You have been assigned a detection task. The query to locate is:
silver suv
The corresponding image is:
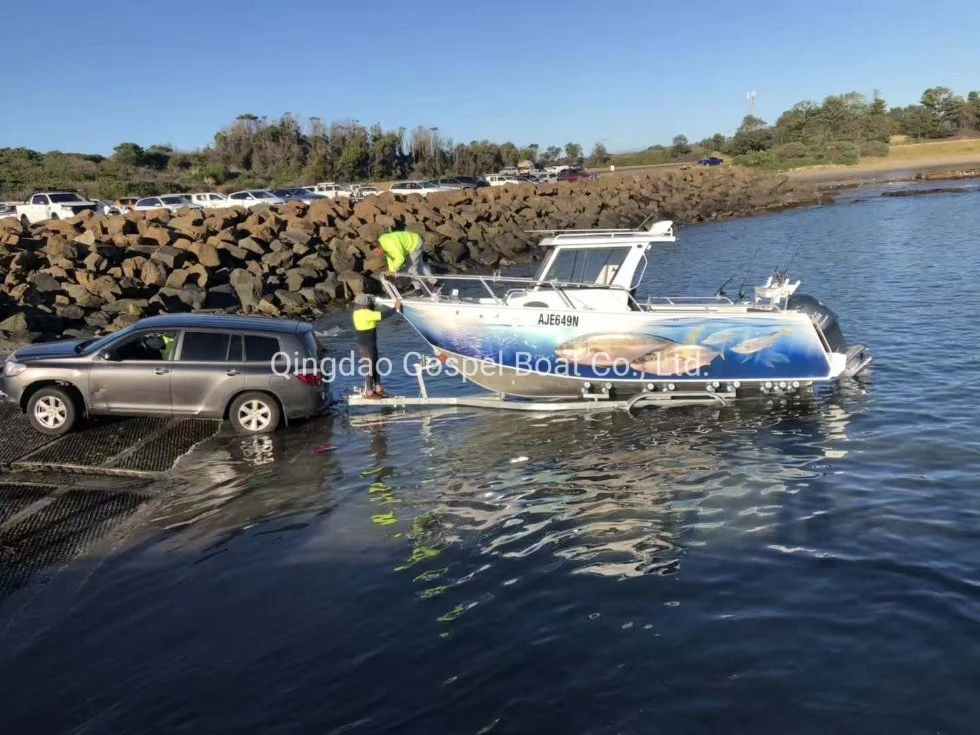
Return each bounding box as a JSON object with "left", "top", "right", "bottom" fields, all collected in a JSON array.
[{"left": 0, "top": 314, "right": 328, "bottom": 437}]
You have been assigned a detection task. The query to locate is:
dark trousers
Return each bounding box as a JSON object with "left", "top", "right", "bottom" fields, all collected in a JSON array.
[{"left": 357, "top": 339, "right": 380, "bottom": 391}]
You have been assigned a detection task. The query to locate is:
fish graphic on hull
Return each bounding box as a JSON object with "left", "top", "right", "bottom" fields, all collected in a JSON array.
[
  {"left": 730, "top": 328, "right": 793, "bottom": 356},
  {"left": 555, "top": 333, "right": 677, "bottom": 366},
  {"left": 631, "top": 344, "right": 722, "bottom": 376},
  {"left": 700, "top": 328, "right": 743, "bottom": 348},
  {"left": 400, "top": 304, "right": 834, "bottom": 382}
]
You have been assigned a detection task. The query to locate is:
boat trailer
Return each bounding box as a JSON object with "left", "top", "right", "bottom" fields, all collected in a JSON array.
[{"left": 346, "top": 358, "right": 734, "bottom": 414}]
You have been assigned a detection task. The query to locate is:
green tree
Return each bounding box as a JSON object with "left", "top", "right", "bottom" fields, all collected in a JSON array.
[
  {"left": 112, "top": 142, "right": 146, "bottom": 167},
  {"left": 968, "top": 92, "right": 980, "bottom": 131},
  {"left": 499, "top": 142, "right": 519, "bottom": 168},
  {"left": 902, "top": 105, "right": 940, "bottom": 140},
  {"left": 540, "top": 146, "right": 562, "bottom": 166},
  {"left": 920, "top": 86, "right": 961, "bottom": 135},
  {"left": 588, "top": 142, "right": 610, "bottom": 166},
  {"left": 563, "top": 143, "right": 583, "bottom": 164},
  {"left": 671, "top": 134, "right": 691, "bottom": 155},
  {"left": 738, "top": 115, "right": 767, "bottom": 133}
]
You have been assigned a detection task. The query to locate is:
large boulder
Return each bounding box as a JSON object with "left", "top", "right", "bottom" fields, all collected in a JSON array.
[
  {"left": 102, "top": 298, "right": 149, "bottom": 316},
  {"left": 261, "top": 249, "right": 294, "bottom": 270},
  {"left": 141, "top": 226, "right": 172, "bottom": 248},
  {"left": 150, "top": 246, "right": 186, "bottom": 269},
  {"left": 229, "top": 268, "right": 263, "bottom": 312},
  {"left": 189, "top": 241, "right": 221, "bottom": 268},
  {"left": 284, "top": 267, "right": 318, "bottom": 292},
  {"left": 73, "top": 229, "right": 97, "bottom": 246},
  {"left": 337, "top": 269, "right": 366, "bottom": 296},
  {"left": 64, "top": 283, "right": 105, "bottom": 309},
  {"left": 28, "top": 272, "right": 62, "bottom": 293},
  {"left": 83, "top": 252, "right": 108, "bottom": 272},
  {"left": 139, "top": 259, "right": 168, "bottom": 287}
]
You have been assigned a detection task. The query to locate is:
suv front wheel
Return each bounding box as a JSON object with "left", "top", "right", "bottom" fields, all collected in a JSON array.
[
  {"left": 229, "top": 392, "right": 281, "bottom": 435},
  {"left": 27, "top": 386, "right": 79, "bottom": 437}
]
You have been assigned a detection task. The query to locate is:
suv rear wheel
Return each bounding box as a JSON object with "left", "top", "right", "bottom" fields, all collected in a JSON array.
[
  {"left": 229, "top": 392, "right": 280, "bottom": 435},
  {"left": 27, "top": 386, "right": 79, "bottom": 437}
]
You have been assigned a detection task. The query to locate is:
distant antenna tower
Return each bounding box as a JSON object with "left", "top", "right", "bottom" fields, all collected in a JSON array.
[{"left": 747, "top": 90, "right": 757, "bottom": 116}]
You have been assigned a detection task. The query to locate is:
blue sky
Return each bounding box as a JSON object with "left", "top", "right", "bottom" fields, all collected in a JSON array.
[{"left": 3, "top": 0, "right": 979, "bottom": 155}]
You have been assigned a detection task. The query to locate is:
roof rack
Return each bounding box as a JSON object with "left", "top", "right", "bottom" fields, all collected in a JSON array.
[{"left": 527, "top": 217, "right": 675, "bottom": 247}]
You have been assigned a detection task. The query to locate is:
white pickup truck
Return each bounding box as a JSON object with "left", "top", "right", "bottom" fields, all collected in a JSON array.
[{"left": 16, "top": 191, "right": 100, "bottom": 225}]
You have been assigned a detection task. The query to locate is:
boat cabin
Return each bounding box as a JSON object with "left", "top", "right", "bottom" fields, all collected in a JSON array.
[{"left": 504, "top": 219, "right": 675, "bottom": 310}]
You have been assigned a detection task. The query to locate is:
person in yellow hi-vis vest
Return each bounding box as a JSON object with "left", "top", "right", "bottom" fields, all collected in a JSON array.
[
  {"left": 373, "top": 221, "right": 436, "bottom": 292},
  {"left": 352, "top": 293, "right": 401, "bottom": 398}
]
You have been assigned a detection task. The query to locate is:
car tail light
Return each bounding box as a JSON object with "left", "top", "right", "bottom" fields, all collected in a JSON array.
[{"left": 295, "top": 372, "right": 323, "bottom": 387}]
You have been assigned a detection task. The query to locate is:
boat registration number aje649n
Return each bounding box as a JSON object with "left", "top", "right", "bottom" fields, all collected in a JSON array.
[{"left": 537, "top": 313, "right": 580, "bottom": 327}]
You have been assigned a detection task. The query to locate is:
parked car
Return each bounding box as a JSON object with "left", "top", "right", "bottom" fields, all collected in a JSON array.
[
  {"left": 486, "top": 174, "right": 522, "bottom": 187},
  {"left": 351, "top": 184, "right": 381, "bottom": 198},
  {"left": 188, "top": 192, "right": 231, "bottom": 208},
  {"left": 0, "top": 202, "right": 18, "bottom": 220},
  {"left": 113, "top": 197, "right": 140, "bottom": 213},
  {"left": 92, "top": 199, "right": 121, "bottom": 216},
  {"left": 133, "top": 195, "right": 202, "bottom": 213},
  {"left": 557, "top": 168, "right": 594, "bottom": 182},
  {"left": 226, "top": 189, "right": 286, "bottom": 208},
  {"left": 0, "top": 314, "right": 328, "bottom": 437},
  {"left": 16, "top": 191, "right": 100, "bottom": 225},
  {"left": 272, "top": 188, "right": 324, "bottom": 204},
  {"left": 388, "top": 181, "right": 447, "bottom": 196},
  {"left": 305, "top": 182, "right": 353, "bottom": 199},
  {"left": 435, "top": 176, "right": 488, "bottom": 189},
  {"left": 698, "top": 157, "right": 724, "bottom": 166}
]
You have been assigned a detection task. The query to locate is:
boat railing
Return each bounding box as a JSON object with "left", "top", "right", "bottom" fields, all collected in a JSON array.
[
  {"left": 643, "top": 295, "right": 736, "bottom": 306},
  {"left": 526, "top": 213, "right": 671, "bottom": 237},
  {"left": 380, "top": 272, "right": 644, "bottom": 310},
  {"left": 380, "top": 273, "right": 736, "bottom": 311}
]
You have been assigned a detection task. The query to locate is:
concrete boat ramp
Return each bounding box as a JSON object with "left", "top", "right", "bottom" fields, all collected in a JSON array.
[{"left": 0, "top": 404, "right": 221, "bottom": 601}]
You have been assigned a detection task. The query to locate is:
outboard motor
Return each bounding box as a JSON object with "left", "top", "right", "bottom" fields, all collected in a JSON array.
[{"left": 787, "top": 293, "right": 847, "bottom": 352}]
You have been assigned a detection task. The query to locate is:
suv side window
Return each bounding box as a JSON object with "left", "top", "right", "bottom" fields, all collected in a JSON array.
[
  {"left": 228, "top": 334, "right": 244, "bottom": 361},
  {"left": 31, "top": 194, "right": 47, "bottom": 205},
  {"left": 110, "top": 331, "right": 178, "bottom": 361},
  {"left": 179, "top": 331, "right": 232, "bottom": 361},
  {"left": 245, "top": 334, "right": 281, "bottom": 362}
]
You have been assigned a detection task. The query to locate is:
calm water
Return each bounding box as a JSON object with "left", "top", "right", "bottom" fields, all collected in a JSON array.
[{"left": 3, "top": 185, "right": 980, "bottom": 734}]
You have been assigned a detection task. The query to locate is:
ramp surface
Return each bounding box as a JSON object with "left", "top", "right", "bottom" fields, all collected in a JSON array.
[
  {"left": 0, "top": 484, "right": 149, "bottom": 600},
  {"left": 10, "top": 418, "right": 221, "bottom": 477}
]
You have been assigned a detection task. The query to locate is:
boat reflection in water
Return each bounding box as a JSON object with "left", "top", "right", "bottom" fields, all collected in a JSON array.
[
  {"left": 145, "top": 374, "right": 867, "bottom": 595},
  {"left": 348, "top": 382, "right": 869, "bottom": 589}
]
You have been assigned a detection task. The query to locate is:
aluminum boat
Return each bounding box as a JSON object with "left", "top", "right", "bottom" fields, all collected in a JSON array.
[{"left": 376, "top": 217, "right": 871, "bottom": 402}]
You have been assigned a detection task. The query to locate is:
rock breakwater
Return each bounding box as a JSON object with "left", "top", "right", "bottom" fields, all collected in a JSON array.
[{"left": 0, "top": 168, "right": 825, "bottom": 342}]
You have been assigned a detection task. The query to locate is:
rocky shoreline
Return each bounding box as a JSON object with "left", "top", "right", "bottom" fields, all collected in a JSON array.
[{"left": 0, "top": 168, "right": 827, "bottom": 344}]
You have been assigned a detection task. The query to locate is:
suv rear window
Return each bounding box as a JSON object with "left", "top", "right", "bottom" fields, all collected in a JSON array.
[
  {"left": 245, "top": 335, "right": 281, "bottom": 362},
  {"left": 180, "top": 331, "right": 232, "bottom": 361}
]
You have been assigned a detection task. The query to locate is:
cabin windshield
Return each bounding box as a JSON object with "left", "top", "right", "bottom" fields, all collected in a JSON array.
[{"left": 536, "top": 246, "right": 632, "bottom": 285}]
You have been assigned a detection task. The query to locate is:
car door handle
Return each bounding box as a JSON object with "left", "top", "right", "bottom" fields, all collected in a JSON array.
[
  {"left": 226, "top": 369, "right": 241, "bottom": 376},
  {"left": 154, "top": 367, "right": 170, "bottom": 375}
]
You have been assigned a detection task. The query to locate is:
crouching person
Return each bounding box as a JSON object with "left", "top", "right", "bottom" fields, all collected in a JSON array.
[{"left": 352, "top": 293, "right": 401, "bottom": 398}]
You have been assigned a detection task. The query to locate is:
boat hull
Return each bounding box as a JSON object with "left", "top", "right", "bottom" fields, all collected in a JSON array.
[{"left": 396, "top": 300, "right": 838, "bottom": 398}]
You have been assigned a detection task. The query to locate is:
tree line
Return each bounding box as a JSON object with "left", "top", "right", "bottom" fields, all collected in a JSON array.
[
  {"left": 2, "top": 85, "right": 979, "bottom": 199},
  {"left": 653, "top": 86, "right": 980, "bottom": 171},
  {"left": 0, "top": 114, "right": 600, "bottom": 201}
]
